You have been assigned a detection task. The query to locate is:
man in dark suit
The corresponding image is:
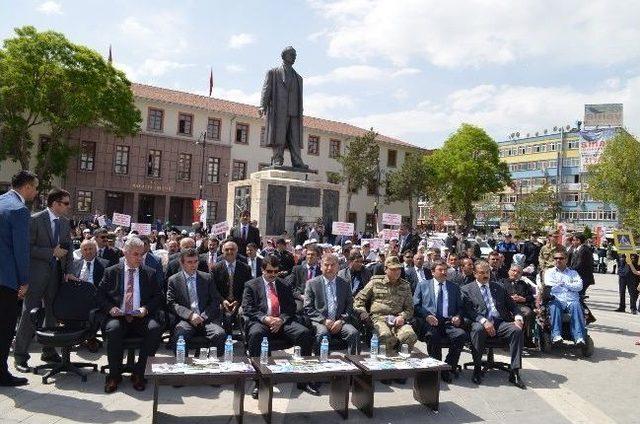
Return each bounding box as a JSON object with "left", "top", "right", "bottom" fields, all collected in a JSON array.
[
  {"left": 167, "top": 248, "right": 225, "bottom": 355},
  {"left": 304, "top": 253, "right": 359, "bottom": 354},
  {"left": 213, "top": 241, "right": 252, "bottom": 332},
  {"left": 287, "top": 246, "right": 322, "bottom": 312},
  {"left": 97, "top": 237, "right": 164, "bottom": 393},
  {"left": 338, "top": 251, "right": 372, "bottom": 296},
  {"left": 413, "top": 260, "right": 468, "bottom": 383},
  {"left": 399, "top": 224, "right": 420, "bottom": 255},
  {"left": 569, "top": 233, "right": 595, "bottom": 295},
  {"left": 500, "top": 264, "right": 535, "bottom": 345},
  {"left": 166, "top": 237, "right": 196, "bottom": 280},
  {"left": 14, "top": 188, "right": 72, "bottom": 372},
  {"left": 198, "top": 236, "right": 221, "bottom": 273},
  {"left": 461, "top": 260, "right": 525, "bottom": 389},
  {"left": 94, "top": 228, "right": 121, "bottom": 267},
  {"left": 401, "top": 250, "right": 419, "bottom": 293},
  {"left": 230, "top": 210, "right": 261, "bottom": 255},
  {"left": 245, "top": 242, "right": 263, "bottom": 279},
  {"left": 66, "top": 239, "right": 108, "bottom": 285},
  {"left": 242, "top": 254, "right": 314, "bottom": 398},
  {"left": 0, "top": 171, "right": 38, "bottom": 386},
  {"left": 459, "top": 258, "right": 476, "bottom": 285},
  {"left": 273, "top": 238, "right": 295, "bottom": 276}
]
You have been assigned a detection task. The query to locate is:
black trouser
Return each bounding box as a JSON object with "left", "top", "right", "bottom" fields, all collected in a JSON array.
[
  {"left": 618, "top": 276, "right": 639, "bottom": 311},
  {"left": 104, "top": 316, "right": 163, "bottom": 376},
  {"left": 470, "top": 319, "right": 523, "bottom": 370},
  {"left": 246, "top": 321, "right": 312, "bottom": 357},
  {"left": 422, "top": 320, "right": 467, "bottom": 368},
  {"left": 171, "top": 320, "right": 226, "bottom": 356},
  {"left": 0, "top": 286, "right": 18, "bottom": 376}
]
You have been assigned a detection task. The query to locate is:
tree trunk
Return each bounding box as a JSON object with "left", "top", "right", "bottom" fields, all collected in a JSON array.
[
  {"left": 345, "top": 192, "right": 352, "bottom": 222},
  {"left": 463, "top": 203, "right": 475, "bottom": 234}
]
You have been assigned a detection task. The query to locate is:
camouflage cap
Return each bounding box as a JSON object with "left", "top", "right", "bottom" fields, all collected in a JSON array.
[{"left": 384, "top": 256, "right": 402, "bottom": 269}]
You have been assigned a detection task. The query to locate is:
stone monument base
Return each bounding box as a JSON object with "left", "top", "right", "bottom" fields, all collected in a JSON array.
[{"left": 227, "top": 169, "right": 343, "bottom": 238}]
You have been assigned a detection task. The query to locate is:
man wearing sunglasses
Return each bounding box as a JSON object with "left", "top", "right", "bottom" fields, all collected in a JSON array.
[{"left": 14, "top": 188, "right": 72, "bottom": 373}]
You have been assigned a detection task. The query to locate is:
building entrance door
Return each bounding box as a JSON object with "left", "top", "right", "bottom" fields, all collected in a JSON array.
[
  {"left": 105, "top": 192, "right": 124, "bottom": 219},
  {"left": 138, "top": 195, "right": 155, "bottom": 223}
]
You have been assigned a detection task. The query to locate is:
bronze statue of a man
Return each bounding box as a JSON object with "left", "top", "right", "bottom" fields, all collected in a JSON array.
[{"left": 258, "top": 46, "right": 308, "bottom": 170}]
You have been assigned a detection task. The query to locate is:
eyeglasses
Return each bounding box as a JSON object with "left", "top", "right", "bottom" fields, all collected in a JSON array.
[
  {"left": 263, "top": 269, "right": 279, "bottom": 274},
  {"left": 58, "top": 201, "right": 70, "bottom": 205},
  {"left": 553, "top": 257, "right": 566, "bottom": 260}
]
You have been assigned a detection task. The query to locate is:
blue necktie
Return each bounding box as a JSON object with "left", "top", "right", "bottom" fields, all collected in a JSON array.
[
  {"left": 53, "top": 218, "right": 60, "bottom": 246},
  {"left": 481, "top": 285, "right": 496, "bottom": 320},
  {"left": 436, "top": 282, "right": 444, "bottom": 319},
  {"left": 327, "top": 281, "right": 337, "bottom": 320}
]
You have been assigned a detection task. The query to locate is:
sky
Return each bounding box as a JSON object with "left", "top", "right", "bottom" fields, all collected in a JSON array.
[{"left": 2, "top": 0, "right": 640, "bottom": 148}]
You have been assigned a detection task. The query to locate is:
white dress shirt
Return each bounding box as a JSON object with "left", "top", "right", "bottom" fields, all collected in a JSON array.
[
  {"left": 183, "top": 271, "right": 200, "bottom": 313},
  {"left": 79, "top": 258, "right": 95, "bottom": 284},
  {"left": 46, "top": 208, "right": 59, "bottom": 242},
  {"left": 476, "top": 281, "right": 522, "bottom": 324},
  {"left": 432, "top": 278, "right": 449, "bottom": 318},
  {"left": 121, "top": 265, "right": 141, "bottom": 311},
  {"left": 247, "top": 256, "right": 257, "bottom": 278}
]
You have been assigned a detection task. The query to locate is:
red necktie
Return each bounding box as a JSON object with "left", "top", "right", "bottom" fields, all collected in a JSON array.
[
  {"left": 267, "top": 282, "right": 280, "bottom": 317},
  {"left": 125, "top": 269, "right": 135, "bottom": 321}
]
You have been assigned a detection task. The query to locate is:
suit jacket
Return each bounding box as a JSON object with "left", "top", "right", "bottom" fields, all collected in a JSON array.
[
  {"left": 287, "top": 263, "right": 321, "bottom": 298},
  {"left": 399, "top": 233, "right": 421, "bottom": 255},
  {"left": 97, "top": 263, "right": 163, "bottom": 317},
  {"left": 413, "top": 279, "right": 463, "bottom": 319},
  {"left": 230, "top": 225, "right": 261, "bottom": 254},
  {"left": 368, "top": 262, "right": 385, "bottom": 276},
  {"left": 145, "top": 253, "right": 165, "bottom": 287},
  {"left": 570, "top": 244, "right": 595, "bottom": 287},
  {"left": 274, "top": 249, "right": 295, "bottom": 274},
  {"left": 212, "top": 260, "right": 252, "bottom": 302},
  {"left": 98, "top": 246, "right": 121, "bottom": 267},
  {"left": 68, "top": 257, "right": 108, "bottom": 285},
  {"left": 246, "top": 256, "right": 263, "bottom": 278},
  {"left": 500, "top": 277, "right": 535, "bottom": 307},
  {"left": 242, "top": 276, "right": 296, "bottom": 327},
  {"left": 461, "top": 281, "right": 520, "bottom": 324},
  {"left": 30, "top": 209, "right": 71, "bottom": 287},
  {"left": 0, "top": 191, "right": 30, "bottom": 289},
  {"left": 304, "top": 275, "right": 353, "bottom": 324},
  {"left": 166, "top": 270, "right": 221, "bottom": 324},
  {"left": 338, "top": 266, "right": 371, "bottom": 295},
  {"left": 402, "top": 266, "right": 419, "bottom": 293}
]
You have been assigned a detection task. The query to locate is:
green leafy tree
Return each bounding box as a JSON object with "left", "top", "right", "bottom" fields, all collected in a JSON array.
[
  {"left": 385, "top": 152, "right": 433, "bottom": 223},
  {"left": 0, "top": 26, "right": 141, "bottom": 192},
  {"left": 427, "top": 123, "right": 511, "bottom": 231},
  {"left": 512, "top": 183, "right": 560, "bottom": 235},
  {"left": 337, "top": 129, "right": 380, "bottom": 221},
  {"left": 587, "top": 130, "right": 640, "bottom": 234}
]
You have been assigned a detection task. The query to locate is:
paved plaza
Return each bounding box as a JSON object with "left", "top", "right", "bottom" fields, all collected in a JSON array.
[{"left": 0, "top": 272, "right": 637, "bottom": 424}]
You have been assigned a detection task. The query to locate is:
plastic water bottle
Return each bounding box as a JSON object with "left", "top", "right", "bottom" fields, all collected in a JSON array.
[
  {"left": 320, "top": 336, "right": 329, "bottom": 362},
  {"left": 176, "top": 335, "right": 186, "bottom": 365},
  {"left": 370, "top": 333, "right": 379, "bottom": 359},
  {"left": 260, "top": 337, "right": 269, "bottom": 364},
  {"left": 224, "top": 335, "right": 234, "bottom": 363}
]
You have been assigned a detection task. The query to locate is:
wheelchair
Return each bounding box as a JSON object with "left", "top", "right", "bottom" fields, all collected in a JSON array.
[{"left": 533, "top": 285, "right": 595, "bottom": 358}]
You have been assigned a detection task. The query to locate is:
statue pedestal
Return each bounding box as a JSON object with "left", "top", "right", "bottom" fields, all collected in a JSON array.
[{"left": 227, "top": 170, "right": 343, "bottom": 238}]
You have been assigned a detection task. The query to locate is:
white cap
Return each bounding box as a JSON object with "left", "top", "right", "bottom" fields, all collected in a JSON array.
[
  {"left": 295, "top": 245, "right": 303, "bottom": 250},
  {"left": 344, "top": 240, "right": 353, "bottom": 245}
]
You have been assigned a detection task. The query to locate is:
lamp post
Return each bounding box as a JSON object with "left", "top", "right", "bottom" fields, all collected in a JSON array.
[{"left": 195, "top": 130, "right": 207, "bottom": 200}]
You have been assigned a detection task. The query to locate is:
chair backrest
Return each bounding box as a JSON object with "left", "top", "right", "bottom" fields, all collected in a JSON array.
[{"left": 53, "top": 281, "right": 98, "bottom": 322}]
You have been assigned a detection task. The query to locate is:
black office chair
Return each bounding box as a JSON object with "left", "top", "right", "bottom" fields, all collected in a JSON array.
[{"left": 463, "top": 337, "right": 511, "bottom": 374}]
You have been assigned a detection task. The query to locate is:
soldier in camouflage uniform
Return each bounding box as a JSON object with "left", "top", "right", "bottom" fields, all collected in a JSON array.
[
  {"left": 354, "top": 256, "right": 417, "bottom": 353},
  {"left": 538, "top": 232, "right": 567, "bottom": 273}
]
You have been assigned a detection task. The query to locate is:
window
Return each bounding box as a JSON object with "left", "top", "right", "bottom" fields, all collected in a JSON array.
[
  {"left": 235, "top": 123, "right": 249, "bottom": 144},
  {"left": 365, "top": 213, "right": 377, "bottom": 233},
  {"left": 260, "top": 126, "right": 267, "bottom": 147},
  {"left": 147, "top": 149, "right": 162, "bottom": 177},
  {"left": 177, "top": 153, "right": 192, "bottom": 181},
  {"left": 308, "top": 135, "right": 320, "bottom": 155},
  {"left": 76, "top": 190, "right": 93, "bottom": 213},
  {"left": 114, "top": 145, "right": 129, "bottom": 175},
  {"left": 518, "top": 146, "right": 526, "bottom": 155},
  {"left": 206, "top": 118, "right": 221, "bottom": 140},
  {"left": 206, "top": 200, "right": 218, "bottom": 224},
  {"left": 526, "top": 146, "right": 532, "bottom": 154},
  {"left": 561, "top": 192, "right": 580, "bottom": 202},
  {"left": 147, "top": 108, "right": 164, "bottom": 131},
  {"left": 387, "top": 149, "right": 397, "bottom": 167},
  {"left": 206, "top": 157, "right": 220, "bottom": 183},
  {"left": 567, "top": 140, "right": 579, "bottom": 149},
  {"left": 79, "top": 141, "right": 96, "bottom": 171},
  {"left": 562, "top": 157, "right": 580, "bottom": 167},
  {"left": 178, "top": 113, "right": 193, "bottom": 135},
  {"left": 329, "top": 139, "right": 341, "bottom": 158},
  {"left": 367, "top": 179, "right": 379, "bottom": 196},
  {"left": 232, "top": 160, "right": 247, "bottom": 181},
  {"left": 347, "top": 212, "right": 357, "bottom": 227}
]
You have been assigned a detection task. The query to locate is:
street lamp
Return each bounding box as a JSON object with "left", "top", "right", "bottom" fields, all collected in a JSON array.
[{"left": 195, "top": 130, "right": 207, "bottom": 200}]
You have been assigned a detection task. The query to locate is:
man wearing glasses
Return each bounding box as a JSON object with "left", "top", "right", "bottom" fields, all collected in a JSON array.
[
  {"left": 94, "top": 228, "right": 121, "bottom": 267},
  {"left": 543, "top": 252, "right": 586, "bottom": 345},
  {"left": 14, "top": 188, "right": 72, "bottom": 373}
]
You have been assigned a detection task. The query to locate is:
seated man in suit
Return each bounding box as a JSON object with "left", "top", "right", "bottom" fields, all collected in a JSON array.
[
  {"left": 459, "top": 258, "right": 476, "bottom": 286},
  {"left": 274, "top": 238, "right": 296, "bottom": 276},
  {"left": 94, "top": 228, "right": 121, "bottom": 267},
  {"left": 338, "top": 251, "right": 371, "bottom": 296},
  {"left": 500, "top": 264, "right": 535, "bottom": 345},
  {"left": 245, "top": 242, "right": 263, "bottom": 279},
  {"left": 242, "top": 254, "right": 315, "bottom": 398},
  {"left": 287, "top": 245, "right": 322, "bottom": 312},
  {"left": 304, "top": 253, "right": 359, "bottom": 355},
  {"left": 66, "top": 239, "right": 109, "bottom": 286},
  {"left": 167, "top": 248, "right": 225, "bottom": 356},
  {"left": 413, "top": 260, "right": 468, "bottom": 383},
  {"left": 461, "top": 260, "right": 525, "bottom": 389},
  {"left": 97, "top": 237, "right": 164, "bottom": 393},
  {"left": 213, "top": 241, "right": 252, "bottom": 332},
  {"left": 401, "top": 250, "right": 419, "bottom": 293}
]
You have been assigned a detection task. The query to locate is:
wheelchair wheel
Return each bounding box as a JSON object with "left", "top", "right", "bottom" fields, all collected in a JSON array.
[
  {"left": 581, "top": 335, "right": 594, "bottom": 358},
  {"left": 538, "top": 331, "right": 551, "bottom": 353}
]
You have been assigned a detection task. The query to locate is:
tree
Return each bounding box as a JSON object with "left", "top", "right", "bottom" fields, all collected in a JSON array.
[
  {"left": 385, "top": 152, "right": 433, "bottom": 223},
  {"left": 512, "top": 183, "right": 560, "bottom": 235},
  {"left": 587, "top": 130, "right": 640, "bottom": 234},
  {"left": 427, "top": 123, "right": 511, "bottom": 231},
  {"left": 0, "top": 26, "right": 141, "bottom": 192},
  {"left": 337, "top": 129, "right": 380, "bottom": 221}
]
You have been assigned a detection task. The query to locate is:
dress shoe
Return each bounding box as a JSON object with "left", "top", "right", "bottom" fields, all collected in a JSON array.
[
  {"left": 297, "top": 382, "right": 320, "bottom": 396},
  {"left": 632, "top": 310, "right": 638, "bottom": 315},
  {"left": 509, "top": 370, "right": 526, "bottom": 389},
  {"left": 441, "top": 371, "right": 452, "bottom": 383},
  {"left": 104, "top": 375, "right": 122, "bottom": 394},
  {"left": 14, "top": 361, "right": 30, "bottom": 373},
  {"left": 472, "top": 367, "right": 482, "bottom": 385},
  {"left": 40, "top": 352, "right": 62, "bottom": 363},
  {"left": 0, "top": 373, "right": 28, "bottom": 387},
  {"left": 131, "top": 374, "right": 146, "bottom": 391},
  {"left": 84, "top": 337, "right": 101, "bottom": 353}
]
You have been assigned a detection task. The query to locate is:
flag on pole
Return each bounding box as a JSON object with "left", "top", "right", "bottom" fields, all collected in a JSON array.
[
  {"left": 108, "top": 44, "right": 112, "bottom": 64},
  {"left": 209, "top": 68, "right": 213, "bottom": 97}
]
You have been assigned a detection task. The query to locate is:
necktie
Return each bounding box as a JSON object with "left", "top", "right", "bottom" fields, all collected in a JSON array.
[
  {"left": 267, "top": 282, "right": 280, "bottom": 317},
  {"left": 436, "top": 282, "right": 444, "bottom": 319},
  {"left": 227, "top": 263, "right": 235, "bottom": 301},
  {"left": 80, "top": 261, "right": 91, "bottom": 281},
  {"left": 187, "top": 275, "right": 199, "bottom": 313},
  {"left": 99, "top": 248, "right": 104, "bottom": 258},
  {"left": 327, "top": 281, "right": 337, "bottom": 320},
  {"left": 481, "top": 285, "right": 497, "bottom": 320},
  {"left": 307, "top": 266, "right": 313, "bottom": 281},
  {"left": 124, "top": 269, "right": 135, "bottom": 314},
  {"left": 242, "top": 226, "right": 247, "bottom": 241},
  {"left": 53, "top": 218, "right": 60, "bottom": 246}
]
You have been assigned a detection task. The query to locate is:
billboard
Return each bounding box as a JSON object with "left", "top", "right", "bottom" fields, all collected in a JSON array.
[
  {"left": 579, "top": 128, "right": 616, "bottom": 172},
  {"left": 584, "top": 103, "right": 623, "bottom": 127}
]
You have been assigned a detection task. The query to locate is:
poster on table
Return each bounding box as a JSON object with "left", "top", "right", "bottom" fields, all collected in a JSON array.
[
  {"left": 112, "top": 212, "right": 131, "bottom": 227},
  {"left": 382, "top": 213, "right": 402, "bottom": 226},
  {"left": 210, "top": 221, "right": 230, "bottom": 236},
  {"left": 130, "top": 223, "right": 152, "bottom": 235},
  {"left": 332, "top": 221, "right": 354, "bottom": 236}
]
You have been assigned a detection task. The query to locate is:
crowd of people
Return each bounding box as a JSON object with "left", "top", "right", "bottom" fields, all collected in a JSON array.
[{"left": 0, "top": 169, "right": 617, "bottom": 398}]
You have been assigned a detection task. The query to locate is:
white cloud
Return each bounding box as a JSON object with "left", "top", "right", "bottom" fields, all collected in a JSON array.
[
  {"left": 306, "top": 65, "right": 420, "bottom": 86},
  {"left": 305, "top": 92, "right": 356, "bottom": 116},
  {"left": 119, "top": 13, "right": 188, "bottom": 56},
  {"left": 115, "top": 59, "right": 193, "bottom": 82},
  {"left": 348, "top": 77, "right": 640, "bottom": 147},
  {"left": 311, "top": 0, "right": 640, "bottom": 68},
  {"left": 228, "top": 33, "right": 255, "bottom": 49},
  {"left": 215, "top": 88, "right": 261, "bottom": 105},
  {"left": 36, "top": 1, "right": 62, "bottom": 14},
  {"left": 225, "top": 64, "right": 246, "bottom": 74},
  {"left": 392, "top": 88, "right": 409, "bottom": 101}
]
